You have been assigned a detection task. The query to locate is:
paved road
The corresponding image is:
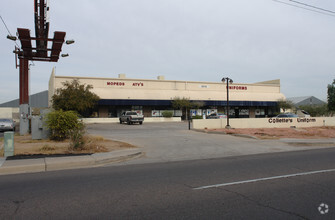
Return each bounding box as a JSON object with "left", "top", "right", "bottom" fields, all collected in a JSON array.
[
  {"left": 0, "top": 148, "right": 334, "bottom": 219},
  {"left": 87, "top": 122, "right": 333, "bottom": 164}
]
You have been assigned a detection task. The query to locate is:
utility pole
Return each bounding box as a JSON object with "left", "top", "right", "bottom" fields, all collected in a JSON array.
[{"left": 7, "top": 0, "right": 73, "bottom": 135}]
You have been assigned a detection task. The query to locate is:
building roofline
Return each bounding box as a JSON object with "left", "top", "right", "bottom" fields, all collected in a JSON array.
[{"left": 53, "top": 75, "right": 281, "bottom": 87}]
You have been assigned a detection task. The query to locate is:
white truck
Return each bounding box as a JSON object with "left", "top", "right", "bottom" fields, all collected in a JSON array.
[{"left": 119, "top": 111, "right": 144, "bottom": 125}]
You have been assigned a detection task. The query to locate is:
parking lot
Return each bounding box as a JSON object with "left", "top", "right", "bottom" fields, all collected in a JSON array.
[{"left": 86, "top": 122, "right": 319, "bottom": 164}]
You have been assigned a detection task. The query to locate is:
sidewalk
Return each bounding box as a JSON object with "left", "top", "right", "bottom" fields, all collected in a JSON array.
[{"left": 0, "top": 149, "right": 143, "bottom": 175}]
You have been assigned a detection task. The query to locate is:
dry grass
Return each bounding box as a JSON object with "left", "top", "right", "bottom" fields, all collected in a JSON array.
[
  {"left": 210, "top": 126, "right": 335, "bottom": 139},
  {"left": 0, "top": 134, "right": 136, "bottom": 156}
]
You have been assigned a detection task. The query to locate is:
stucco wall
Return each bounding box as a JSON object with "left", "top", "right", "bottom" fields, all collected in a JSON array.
[
  {"left": 0, "top": 108, "right": 19, "bottom": 119},
  {"left": 192, "top": 117, "right": 335, "bottom": 129},
  {"left": 49, "top": 74, "right": 285, "bottom": 103}
]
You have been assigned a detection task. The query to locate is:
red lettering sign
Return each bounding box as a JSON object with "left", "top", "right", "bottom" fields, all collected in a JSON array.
[
  {"left": 106, "top": 82, "right": 125, "bottom": 86},
  {"left": 132, "top": 82, "right": 144, "bottom": 87},
  {"left": 227, "top": 86, "right": 248, "bottom": 90}
]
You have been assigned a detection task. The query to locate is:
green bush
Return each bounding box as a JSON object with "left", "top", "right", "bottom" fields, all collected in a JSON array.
[
  {"left": 162, "top": 111, "right": 173, "bottom": 118},
  {"left": 192, "top": 115, "right": 203, "bottom": 119},
  {"left": 45, "top": 110, "right": 84, "bottom": 142}
]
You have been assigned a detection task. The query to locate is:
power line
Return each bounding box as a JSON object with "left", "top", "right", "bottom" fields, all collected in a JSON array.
[
  {"left": 0, "top": 15, "right": 14, "bottom": 36},
  {"left": 0, "top": 14, "right": 35, "bottom": 66},
  {"left": 289, "top": 0, "right": 335, "bottom": 14},
  {"left": 273, "top": 0, "right": 335, "bottom": 17},
  {"left": 0, "top": 14, "right": 20, "bottom": 47}
]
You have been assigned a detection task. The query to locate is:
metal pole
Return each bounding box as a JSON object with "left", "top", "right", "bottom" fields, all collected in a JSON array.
[
  {"left": 19, "top": 58, "right": 30, "bottom": 135},
  {"left": 226, "top": 79, "right": 230, "bottom": 128},
  {"left": 222, "top": 77, "right": 232, "bottom": 129}
]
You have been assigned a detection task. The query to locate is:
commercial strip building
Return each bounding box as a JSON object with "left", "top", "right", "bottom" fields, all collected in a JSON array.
[{"left": 49, "top": 69, "right": 285, "bottom": 119}]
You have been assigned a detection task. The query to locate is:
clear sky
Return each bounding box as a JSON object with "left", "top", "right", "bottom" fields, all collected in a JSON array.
[{"left": 1, "top": 0, "right": 334, "bottom": 104}]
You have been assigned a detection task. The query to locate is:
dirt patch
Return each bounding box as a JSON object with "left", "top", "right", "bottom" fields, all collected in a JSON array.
[
  {"left": 0, "top": 134, "right": 136, "bottom": 156},
  {"left": 208, "top": 126, "right": 335, "bottom": 139}
]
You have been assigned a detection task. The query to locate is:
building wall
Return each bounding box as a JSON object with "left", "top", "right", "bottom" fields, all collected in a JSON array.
[
  {"left": 48, "top": 73, "right": 285, "bottom": 118},
  {"left": 48, "top": 67, "right": 56, "bottom": 107},
  {"left": 50, "top": 74, "right": 285, "bottom": 103},
  {"left": 0, "top": 91, "right": 48, "bottom": 108},
  {"left": 193, "top": 117, "right": 335, "bottom": 129},
  {"left": 0, "top": 108, "right": 19, "bottom": 120}
]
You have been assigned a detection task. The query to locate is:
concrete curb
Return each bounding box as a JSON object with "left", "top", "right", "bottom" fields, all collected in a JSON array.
[
  {"left": 280, "top": 139, "right": 335, "bottom": 147},
  {"left": 0, "top": 149, "right": 143, "bottom": 175},
  {"left": 191, "top": 129, "right": 258, "bottom": 139}
]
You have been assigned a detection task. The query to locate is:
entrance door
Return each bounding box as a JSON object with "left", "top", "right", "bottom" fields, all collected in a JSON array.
[{"left": 234, "top": 108, "right": 239, "bottom": 118}]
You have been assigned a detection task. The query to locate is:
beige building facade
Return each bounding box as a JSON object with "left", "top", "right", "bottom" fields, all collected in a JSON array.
[{"left": 49, "top": 69, "right": 285, "bottom": 118}]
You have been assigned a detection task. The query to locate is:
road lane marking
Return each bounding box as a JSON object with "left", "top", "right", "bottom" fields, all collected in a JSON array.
[{"left": 193, "top": 168, "right": 335, "bottom": 190}]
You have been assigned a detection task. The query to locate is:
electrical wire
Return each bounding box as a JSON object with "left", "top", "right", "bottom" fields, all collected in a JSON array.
[
  {"left": 0, "top": 14, "right": 35, "bottom": 66},
  {"left": 273, "top": 0, "right": 335, "bottom": 17},
  {"left": 289, "top": 0, "right": 335, "bottom": 14},
  {"left": 0, "top": 14, "right": 20, "bottom": 47}
]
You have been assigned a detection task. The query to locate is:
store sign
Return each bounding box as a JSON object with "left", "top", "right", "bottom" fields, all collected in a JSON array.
[
  {"left": 227, "top": 86, "right": 247, "bottom": 90},
  {"left": 106, "top": 82, "right": 144, "bottom": 86},
  {"left": 268, "top": 118, "right": 317, "bottom": 124},
  {"left": 107, "top": 82, "right": 125, "bottom": 86},
  {"left": 133, "top": 82, "right": 144, "bottom": 86}
]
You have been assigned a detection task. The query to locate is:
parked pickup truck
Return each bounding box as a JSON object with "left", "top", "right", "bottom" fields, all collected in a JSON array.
[{"left": 119, "top": 111, "right": 144, "bottom": 125}]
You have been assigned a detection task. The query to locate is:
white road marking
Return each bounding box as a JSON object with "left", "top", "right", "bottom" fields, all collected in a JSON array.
[{"left": 194, "top": 168, "right": 335, "bottom": 190}]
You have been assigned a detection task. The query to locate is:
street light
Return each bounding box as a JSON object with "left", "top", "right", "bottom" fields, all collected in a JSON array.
[
  {"left": 65, "top": 39, "right": 75, "bottom": 45},
  {"left": 7, "top": 35, "right": 17, "bottom": 41},
  {"left": 221, "top": 77, "right": 233, "bottom": 129}
]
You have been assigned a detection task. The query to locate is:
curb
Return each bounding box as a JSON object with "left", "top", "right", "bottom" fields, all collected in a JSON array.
[
  {"left": 282, "top": 141, "right": 335, "bottom": 147},
  {"left": 0, "top": 149, "right": 143, "bottom": 175},
  {"left": 191, "top": 129, "right": 258, "bottom": 139}
]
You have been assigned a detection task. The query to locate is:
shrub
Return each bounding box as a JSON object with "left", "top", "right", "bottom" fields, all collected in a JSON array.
[
  {"left": 162, "top": 111, "right": 173, "bottom": 118},
  {"left": 192, "top": 115, "right": 203, "bottom": 119},
  {"left": 45, "top": 110, "right": 83, "bottom": 141},
  {"left": 69, "top": 122, "right": 86, "bottom": 150}
]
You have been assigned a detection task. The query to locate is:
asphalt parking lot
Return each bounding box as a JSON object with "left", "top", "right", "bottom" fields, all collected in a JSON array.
[{"left": 86, "top": 122, "right": 326, "bottom": 164}]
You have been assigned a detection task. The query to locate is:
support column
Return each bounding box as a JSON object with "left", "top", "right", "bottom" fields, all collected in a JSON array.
[{"left": 19, "top": 58, "right": 30, "bottom": 135}]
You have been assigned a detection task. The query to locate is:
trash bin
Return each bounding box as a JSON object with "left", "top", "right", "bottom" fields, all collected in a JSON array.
[{"left": 4, "top": 131, "right": 14, "bottom": 157}]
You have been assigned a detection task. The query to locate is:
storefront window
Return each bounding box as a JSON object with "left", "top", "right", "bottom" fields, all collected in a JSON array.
[{"left": 151, "top": 109, "right": 182, "bottom": 117}]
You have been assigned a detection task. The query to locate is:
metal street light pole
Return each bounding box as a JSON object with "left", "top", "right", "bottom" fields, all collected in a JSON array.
[{"left": 221, "top": 77, "right": 233, "bottom": 129}]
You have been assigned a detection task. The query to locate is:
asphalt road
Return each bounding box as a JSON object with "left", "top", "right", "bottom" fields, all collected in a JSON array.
[{"left": 0, "top": 148, "right": 334, "bottom": 219}]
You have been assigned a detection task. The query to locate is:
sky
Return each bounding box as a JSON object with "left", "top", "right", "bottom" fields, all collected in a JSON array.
[{"left": 1, "top": 0, "right": 335, "bottom": 104}]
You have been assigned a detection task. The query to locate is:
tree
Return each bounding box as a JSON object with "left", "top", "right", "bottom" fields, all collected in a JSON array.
[
  {"left": 171, "top": 97, "right": 193, "bottom": 120},
  {"left": 277, "top": 98, "right": 294, "bottom": 112},
  {"left": 327, "top": 79, "right": 335, "bottom": 112},
  {"left": 298, "top": 104, "right": 328, "bottom": 117},
  {"left": 51, "top": 80, "right": 100, "bottom": 117}
]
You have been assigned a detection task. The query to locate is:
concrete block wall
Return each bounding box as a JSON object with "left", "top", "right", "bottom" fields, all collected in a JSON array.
[
  {"left": 192, "top": 117, "right": 335, "bottom": 129},
  {"left": 0, "top": 108, "right": 19, "bottom": 120}
]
